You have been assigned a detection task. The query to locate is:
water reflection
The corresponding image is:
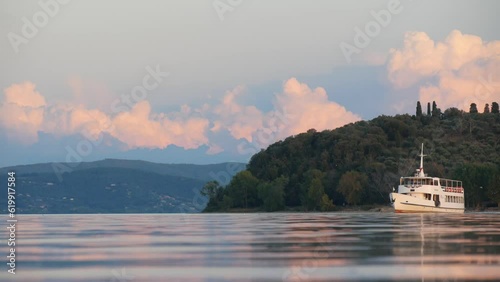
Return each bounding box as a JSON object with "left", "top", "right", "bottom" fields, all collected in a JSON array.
[{"left": 0, "top": 213, "right": 499, "bottom": 281}]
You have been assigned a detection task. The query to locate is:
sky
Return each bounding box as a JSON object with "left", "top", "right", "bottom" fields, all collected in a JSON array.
[{"left": 0, "top": 0, "right": 499, "bottom": 167}]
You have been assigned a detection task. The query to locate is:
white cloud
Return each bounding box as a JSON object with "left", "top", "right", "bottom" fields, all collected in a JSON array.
[
  {"left": 210, "top": 78, "right": 361, "bottom": 148},
  {"left": 0, "top": 78, "right": 360, "bottom": 154},
  {"left": 0, "top": 82, "right": 46, "bottom": 144},
  {"left": 387, "top": 30, "right": 500, "bottom": 110},
  {"left": 0, "top": 82, "right": 210, "bottom": 150},
  {"left": 211, "top": 86, "right": 264, "bottom": 142}
]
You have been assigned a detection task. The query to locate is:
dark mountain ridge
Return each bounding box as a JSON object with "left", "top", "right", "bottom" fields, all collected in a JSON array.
[{"left": 1, "top": 160, "right": 245, "bottom": 213}]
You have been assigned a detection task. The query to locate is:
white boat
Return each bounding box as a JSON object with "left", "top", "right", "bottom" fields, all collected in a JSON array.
[{"left": 389, "top": 143, "right": 465, "bottom": 213}]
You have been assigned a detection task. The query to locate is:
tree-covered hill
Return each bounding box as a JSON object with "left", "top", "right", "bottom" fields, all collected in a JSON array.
[
  {"left": 1, "top": 159, "right": 245, "bottom": 184},
  {"left": 203, "top": 104, "right": 500, "bottom": 212},
  {"left": 0, "top": 160, "right": 245, "bottom": 213}
]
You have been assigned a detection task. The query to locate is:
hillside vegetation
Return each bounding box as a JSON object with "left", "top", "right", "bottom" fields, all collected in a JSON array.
[
  {"left": 203, "top": 103, "right": 500, "bottom": 212},
  {"left": 0, "top": 160, "right": 245, "bottom": 213}
]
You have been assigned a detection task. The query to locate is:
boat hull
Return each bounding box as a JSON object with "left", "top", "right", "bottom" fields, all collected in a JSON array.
[{"left": 389, "top": 193, "right": 464, "bottom": 213}]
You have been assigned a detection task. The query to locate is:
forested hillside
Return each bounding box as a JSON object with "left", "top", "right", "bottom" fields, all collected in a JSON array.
[
  {"left": 0, "top": 160, "right": 245, "bottom": 213},
  {"left": 203, "top": 103, "right": 500, "bottom": 212}
]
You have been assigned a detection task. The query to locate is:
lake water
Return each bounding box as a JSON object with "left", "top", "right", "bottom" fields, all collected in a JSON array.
[{"left": 1, "top": 212, "right": 500, "bottom": 281}]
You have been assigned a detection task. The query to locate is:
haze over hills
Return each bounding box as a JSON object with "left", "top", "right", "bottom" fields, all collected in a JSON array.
[{"left": 0, "top": 160, "right": 245, "bottom": 214}]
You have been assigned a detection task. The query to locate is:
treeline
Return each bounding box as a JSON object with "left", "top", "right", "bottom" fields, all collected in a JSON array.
[
  {"left": 416, "top": 101, "right": 499, "bottom": 117},
  {"left": 4, "top": 167, "right": 208, "bottom": 214},
  {"left": 202, "top": 102, "right": 500, "bottom": 212}
]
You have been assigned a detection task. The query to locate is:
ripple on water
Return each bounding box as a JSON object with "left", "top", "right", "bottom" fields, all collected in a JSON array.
[{"left": 1, "top": 212, "right": 499, "bottom": 281}]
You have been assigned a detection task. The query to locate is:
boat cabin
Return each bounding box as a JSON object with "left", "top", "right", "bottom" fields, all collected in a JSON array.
[{"left": 400, "top": 177, "right": 463, "bottom": 191}]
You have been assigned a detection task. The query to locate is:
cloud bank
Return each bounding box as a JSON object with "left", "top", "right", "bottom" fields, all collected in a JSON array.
[
  {"left": 0, "top": 78, "right": 359, "bottom": 153},
  {"left": 207, "top": 78, "right": 361, "bottom": 149},
  {"left": 387, "top": 30, "right": 500, "bottom": 110}
]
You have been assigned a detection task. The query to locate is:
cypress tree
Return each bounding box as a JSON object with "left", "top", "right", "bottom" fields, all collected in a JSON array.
[
  {"left": 416, "top": 101, "right": 423, "bottom": 117},
  {"left": 492, "top": 102, "right": 499, "bottom": 114},
  {"left": 484, "top": 103, "right": 490, "bottom": 113},
  {"left": 432, "top": 101, "right": 440, "bottom": 116},
  {"left": 470, "top": 103, "right": 478, "bottom": 114}
]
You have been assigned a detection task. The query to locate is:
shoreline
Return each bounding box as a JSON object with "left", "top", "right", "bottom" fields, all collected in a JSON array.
[{"left": 205, "top": 205, "right": 500, "bottom": 213}]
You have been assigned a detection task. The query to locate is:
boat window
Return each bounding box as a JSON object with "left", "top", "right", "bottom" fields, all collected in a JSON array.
[{"left": 434, "top": 180, "right": 439, "bottom": 186}]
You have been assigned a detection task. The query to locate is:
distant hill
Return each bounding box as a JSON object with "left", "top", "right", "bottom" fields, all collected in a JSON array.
[
  {"left": 0, "top": 160, "right": 246, "bottom": 214},
  {"left": 203, "top": 106, "right": 500, "bottom": 212}
]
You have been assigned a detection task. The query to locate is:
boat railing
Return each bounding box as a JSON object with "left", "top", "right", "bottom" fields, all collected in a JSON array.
[{"left": 442, "top": 187, "right": 464, "bottom": 194}]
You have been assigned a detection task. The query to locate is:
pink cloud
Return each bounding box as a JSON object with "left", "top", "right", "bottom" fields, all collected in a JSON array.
[
  {"left": 211, "top": 78, "right": 361, "bottom": 148},
  {"left": 211, "top": 86, "right": 264, "bottom": 142},
  {"left": 387, "top": 30, "right": 500, "bottom": 110},
  {"left": 1, "top": 78, "right": 360, "bottom": 153},
  {"left": 3, "top": 81, "right": 46, "bottom": 108},
  {"left": 273, "top": 78, "right": 361, "bottom": 138},
  {"left": 0, "top": 82, "right": 46, "bottom": 144},
  {"left": 108, "top": 101, "right": 210, "bottom": 149},
  {"left": 0, "top": 82, "right": 210, "bottom": 150}
]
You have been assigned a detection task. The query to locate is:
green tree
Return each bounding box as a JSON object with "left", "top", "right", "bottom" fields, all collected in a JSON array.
[
  {"left": 492, "top": 102, "right": 499, "bottom": 114},
  {"left": 470, "top": 103, "right": 478, "bottom": 114},
  {"left": 484, "top": 103, "right": 490, "bottom": 113},
  {"left": 201, "top": 181, "right": 225, "bottom": 212},
  {"left": 416, "top": 101, "right": 423, "bottom": 117},
  {"left": 427, "top": 102, "right": 431, "bottom": 116},
  {"left": 300, "top": 169, "right": 325, "bottom": 207},
  {"left": 444, "top": 107, "right": 462, "bottom": 118},
  {"left": 200, "top": 180, "right": 221, "bottom": 200},
  {"left": 227, "top": 171, "right": 261, "bottom": 208},
  {"left": 337, "top": 171, "right": 368, "bottom": 205},
  {"left": 258, "top": 176, "right": 287, "bottom": 211},
  {"left": 432, "top": 101, "right": 441, "bottom": 117},
  {"left": 306, "top": 177, "right": 325, "bottom": 211},
  {"left": 486, "top": 169, "right": 500, "bottom": 207},
  {"left": 221, "top": 195, "right": 233, "bottom": 211},
  {"left": 320, "top": 194, "right": 335, "bottom": 211},
  {"left": 454, "top": 163, "right": 496, "bottom": 208}
]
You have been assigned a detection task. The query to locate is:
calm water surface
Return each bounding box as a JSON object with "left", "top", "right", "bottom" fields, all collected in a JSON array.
[{"left": 1, "top": 212, "right": 500, "bottom": 281}]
